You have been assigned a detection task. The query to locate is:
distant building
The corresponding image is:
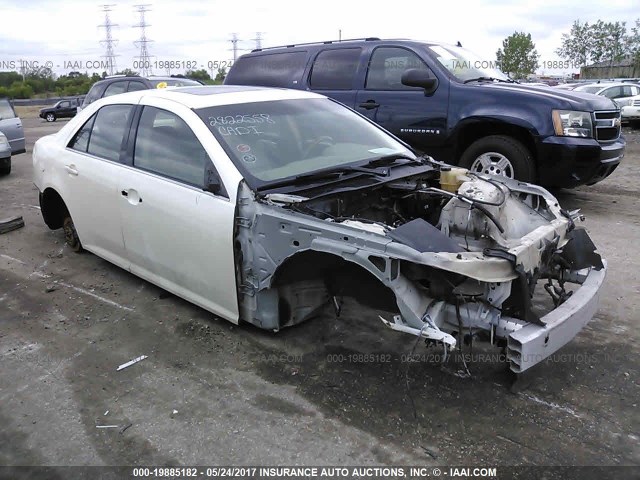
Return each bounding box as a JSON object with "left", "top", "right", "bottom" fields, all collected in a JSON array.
[{"left": 581, "top": 56, "right": 640, "bottom": 79}]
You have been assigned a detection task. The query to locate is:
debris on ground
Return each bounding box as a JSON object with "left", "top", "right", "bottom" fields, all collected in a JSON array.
[
  {"left": 96, "top": 425, "right": 119, "bottom": 429},
  {"left": 120, "top": 423, "right": 133, "bottom": 434},
  {"left": 0, "top": 216, "right": 25, "bottom": 234},
  {"left": 116, "top": 355, "right": 148, "bottom": 371}
]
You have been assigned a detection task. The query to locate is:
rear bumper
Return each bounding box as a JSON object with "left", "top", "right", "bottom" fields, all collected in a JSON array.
[
  {"left": 536, "top": 136, "right": 624, "bottom": 188},
  {"left": 507, "top": 260, "right": 607, "bottom": 373}
]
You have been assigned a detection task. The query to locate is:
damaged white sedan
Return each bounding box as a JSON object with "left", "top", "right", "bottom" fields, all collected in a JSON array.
[{"left": 33, "top": 86, "right": 606, "bottom": 375}]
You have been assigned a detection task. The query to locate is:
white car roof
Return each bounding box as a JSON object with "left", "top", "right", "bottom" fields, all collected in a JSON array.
[
  {"left": 576, "top": 82, "right": 633, "bottom": 91},
  {"left": 103, "top": 85, "right": 326, "bottom": 109}
]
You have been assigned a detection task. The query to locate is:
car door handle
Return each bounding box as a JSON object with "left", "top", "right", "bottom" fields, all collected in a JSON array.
[
  {"left": 64, "top": 164, "right": 78, "bottom": 176},
  {"left": 359, "top": 100, "right": 380, "bottom": 110},
  {"left": 122, "top": 189, "right": 143, "bottom": 204}
]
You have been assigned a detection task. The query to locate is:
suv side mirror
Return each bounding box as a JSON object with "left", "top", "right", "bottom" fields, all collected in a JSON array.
[
  {"left": 204, "top": 165, "right": 225, "bottom": 196},
  {"left": 401, "top": 69, "right": 438, "bottom": 95}
]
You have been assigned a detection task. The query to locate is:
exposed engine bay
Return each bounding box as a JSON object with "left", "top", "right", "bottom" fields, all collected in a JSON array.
[{"left": 234, "top": 164, "right": 606, "bottom": 374}]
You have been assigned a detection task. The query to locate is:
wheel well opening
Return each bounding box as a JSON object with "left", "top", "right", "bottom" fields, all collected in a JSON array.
[
  {"left": 269, "top": 250, "right": 399, "bottom": 328},
  {"left": 40, "top": 188, "right": 68, "bottom": 230},
  {"left": 455, "top": 122, "right": 535, "bottom": 161}
]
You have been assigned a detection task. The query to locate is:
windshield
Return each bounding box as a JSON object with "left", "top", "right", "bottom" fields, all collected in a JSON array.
[
  {"left": 150, "top": 78, "right": 202, "bottom": 87},
  {"left": 196, "top": 98, "right": 413, "bottom": 188},
  {"left": 575, "top": 85, "right": 604, "bottom": 94},
  {"left": 426, "top": 44, "right": 510, "bottom": 82}
]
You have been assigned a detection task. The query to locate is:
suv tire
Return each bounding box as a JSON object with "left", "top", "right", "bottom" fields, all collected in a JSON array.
[
  {"left": 45, "top": 113, "right": 56, "bottom": 122},
  {"left": 460, "top": 135, "right": 536, "bottom": 183}
]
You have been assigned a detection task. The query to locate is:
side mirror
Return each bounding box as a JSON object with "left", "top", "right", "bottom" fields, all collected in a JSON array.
[
  {"left": 204, "top": 166, "right": 224, "bottom": 196},
  {"left": 401, "top": 69, "right": 438, "bottom": 95}
]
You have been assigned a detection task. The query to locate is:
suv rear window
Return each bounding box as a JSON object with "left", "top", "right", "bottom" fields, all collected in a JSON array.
[
  {"left": 225, "top": 52, "right": 308, "bottom": 87},
  {"left": 309, "top": 48, "right": 361, "bottom": 90}
]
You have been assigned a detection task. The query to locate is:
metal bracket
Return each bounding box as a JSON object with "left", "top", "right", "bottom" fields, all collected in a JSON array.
[{"left": 379, "top": 314, "right": 457, "bottom": 349}]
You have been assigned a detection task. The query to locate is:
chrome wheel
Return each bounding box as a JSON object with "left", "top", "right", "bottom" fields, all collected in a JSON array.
[
  {"left": 46, "top": 113, "right": 56, "bottom": 122},
  {"left": 469, "top": 152, "right": 515, "bottom": 178}
]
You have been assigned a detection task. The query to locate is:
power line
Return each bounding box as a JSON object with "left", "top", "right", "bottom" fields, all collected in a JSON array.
[
  {"left": 99, "top": 4, "right": 119, "bottom": 75},
  {"left": 133, "top": 4, "right": 154, "bottom": 76},
  {"left": 229, "top": 33, "right": 240, "bottom": 61},
  {"left": 251, "top": 32, "right": 263, "bottom": 50}
]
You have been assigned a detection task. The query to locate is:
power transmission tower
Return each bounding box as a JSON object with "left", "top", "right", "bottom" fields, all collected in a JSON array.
[
  {"left": 99, "top": 4, "right": 119, "bottom": 75},
  {"left": 133, "top": 4, "right": 154, "bottom": 76},
  {"left": 251, "top": 32, "right": 263, "bottom": 50},
  {"left": 229, "top": 33, "right": 240, "bottom": 61}
]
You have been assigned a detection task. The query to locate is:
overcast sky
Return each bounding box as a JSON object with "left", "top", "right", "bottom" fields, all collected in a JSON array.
[{"left": 0, "top": 0, "right": 637, "bottom": 77}]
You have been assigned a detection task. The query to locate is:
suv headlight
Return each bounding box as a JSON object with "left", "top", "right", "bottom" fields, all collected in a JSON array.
[
  {"left": 0, "top": 133, "right": 9, "bottom": 148},
  {"left": 552, "top": 110, "right": 593, "bottom": 138}
]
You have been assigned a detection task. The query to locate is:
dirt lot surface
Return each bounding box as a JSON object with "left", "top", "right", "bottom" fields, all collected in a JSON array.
[{"left": 0, "top": 115, "right": 638, "bottom": 469}]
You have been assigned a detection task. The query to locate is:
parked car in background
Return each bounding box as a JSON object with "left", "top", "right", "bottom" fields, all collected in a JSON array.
[
  {"left": 225, "top": 38, "right": 624, "bottom": 188},
  {"left": 574, "top": 82, "right": 640, "bottom": 107},
  {"left": 0, "top": 97, "right": 26, "bottom": 155},
  {"left": 32, "top": 85, "right": 606, "bottom": 375},
  {"left": 621, "top": 95, "right": 640, "bottom": 128},
  {"left": 0, "top": 132, "right": 11, "bottom": 175},
  {"left": 39, "top": 99, "right": 78, "bottom": 122},
  {"left": 79, "top": 75, "right": 204, "bottom": 112}
]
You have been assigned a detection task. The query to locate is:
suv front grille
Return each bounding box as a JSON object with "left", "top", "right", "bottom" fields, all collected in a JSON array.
[{"left": 594, "top": 110, "right": 621, "bottom": 142}]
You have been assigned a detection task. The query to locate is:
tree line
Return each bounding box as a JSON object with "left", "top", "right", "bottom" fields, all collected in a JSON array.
[
  {"left": 496, "top": 18, "right": 639, "bottom": 80},
  {"left": 0, "top": 67, "right": 227, "bottom": 99}
]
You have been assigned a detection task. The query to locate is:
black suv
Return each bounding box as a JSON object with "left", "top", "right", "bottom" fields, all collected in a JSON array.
[
  {"left": 80, "top": 75, "right": 203, "bottom": 112},
  {"left": 39, "top": 98, "right": 81, "bottom": 122},
  {"left": 225, "top": 38, "right": 624, "bottom": 188}
]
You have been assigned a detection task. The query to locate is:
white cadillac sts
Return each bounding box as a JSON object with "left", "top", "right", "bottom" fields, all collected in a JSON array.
[{"left": 33, "top": 86, "right": 606, "bottom": 375}]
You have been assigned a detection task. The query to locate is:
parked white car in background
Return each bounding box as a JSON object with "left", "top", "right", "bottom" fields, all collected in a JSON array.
[
  {"left": 621, "top": 95, "right": 640, "bottom": 128},
  {"left": 32, "top": 86, "right": 606, "bottom": 375},
  {"left": 574, "top": 82, "right": 640, "bottom": 108},
  {"left": 0, "top": 131, "right": 11, "bottom": 175}
]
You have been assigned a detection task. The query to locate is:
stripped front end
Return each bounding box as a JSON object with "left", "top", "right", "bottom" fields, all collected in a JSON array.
[{"left": 234, "top": 166, "right": 605, "bottom": 374}]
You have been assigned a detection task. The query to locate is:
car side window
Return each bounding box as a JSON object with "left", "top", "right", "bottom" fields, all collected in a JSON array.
[
  {"left": 68, "top": 114, "right": 97, "bottom": 152},
  {"left": 133, "top": 106, "right": 210, "bottom": 188},
  {"left": 127, "top": 81, "right": 146, "bottom": 92},
  {"left": 60, "top": 101, "right": 70, "bottom": 108},
  {"left": 103, "top": 81, "right": 128, "bottom": 97},
  {"left": 86, "top": 105, "right": 134, "bottom": 162},
  {"left": 0, "top": 99, "right": 16, "bottom": 119},
  {"left": 602, "top": 87, "right": 621, "bottom": 99},
  {"left": 309, "top": 48, "right": 361, "bottom": 90},
  {"left": 225, "top": 52, "right": 308, "bottom": 87},
  {"left": 366, "top": 47, "right": 429, "bottom": 90}
]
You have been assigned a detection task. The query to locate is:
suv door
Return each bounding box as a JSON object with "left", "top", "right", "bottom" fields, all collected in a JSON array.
[
  {"left": 58, "top": 101, "right": 73, "bottom": 117},
  {"left": 63, "top": 104, "right": 135, "bottom": 267},
  {"left": 354, "top": 46, "right": 448, "bottom": 154},
  {"left": 307, "top": 48, "right": 362, "bottom": 107},
  {"left": 119, "top": 102, "right": 238, "bottom": 320},
  {"left": 0, "top": 98, "right": 26, "bottom": 154}
]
